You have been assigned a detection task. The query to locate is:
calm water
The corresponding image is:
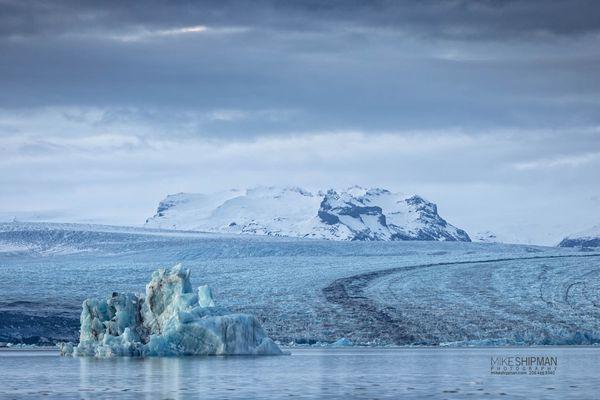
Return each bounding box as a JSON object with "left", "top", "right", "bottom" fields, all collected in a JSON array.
[{"left": 1, "top": 347, "right": 598, "bottom": 399}]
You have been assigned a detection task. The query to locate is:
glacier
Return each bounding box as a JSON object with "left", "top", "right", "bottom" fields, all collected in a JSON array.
[
  {"left": 145, "top": 186, "right": 471, "bottom": 242},
  {"left": 59, "top": 265, "right": 284, "bottom": 357},
  {"left": 2, "top": 222, "right": 600, "bottom": 348}
]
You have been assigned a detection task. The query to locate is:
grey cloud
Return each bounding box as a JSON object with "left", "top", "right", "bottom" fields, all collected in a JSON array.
[
  {"left": 1, "top": 27, "right": 599, "bottom": 135},
  {"left": 1, "top": 1, "right": 599, "bottom": 135},
  {"left": 1, "top": 1, "right": 600, "bottom": 40}
]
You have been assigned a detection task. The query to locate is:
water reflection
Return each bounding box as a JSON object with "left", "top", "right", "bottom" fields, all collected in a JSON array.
[{"left": 0, "top": 348, "right": 598, "bottom": 399}]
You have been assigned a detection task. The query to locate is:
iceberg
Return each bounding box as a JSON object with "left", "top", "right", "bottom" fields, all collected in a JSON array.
[
  {"left": 59, "top": 265, "right": 284, "bottom": 357},
  {"left": 331, "top": 337, "right": 353, "bottom": 347}
]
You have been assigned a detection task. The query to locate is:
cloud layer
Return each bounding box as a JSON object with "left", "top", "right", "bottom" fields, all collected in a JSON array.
[{"left": 0, "top": 1, "right": 599, "bottom": 244}]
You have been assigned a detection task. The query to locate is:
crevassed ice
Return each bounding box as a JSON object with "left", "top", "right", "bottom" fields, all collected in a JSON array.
[{"left": 59, "top": 264, "right": 284, "bottom": 357}]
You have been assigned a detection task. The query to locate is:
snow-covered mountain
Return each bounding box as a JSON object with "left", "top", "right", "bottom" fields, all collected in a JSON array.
[
  {"left": 558, "top": 224, "right": 600, "bottom": 247},
  {"left": 145, "top": 186, "right": 471, "bottom": 242}
]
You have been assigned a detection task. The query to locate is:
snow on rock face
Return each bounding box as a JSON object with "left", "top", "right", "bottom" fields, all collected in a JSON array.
[
  {"left": 145, "top": 186, "right": 470, "bottom": 242},
  {"left": 59, "top": 265, "right": 284, "bottom": 357},
  {"left": 317, "top": 190, "right": 389, "bottom": 240},
  {"left": 558, "top": 224, "right": 600, "bottom": 248}
]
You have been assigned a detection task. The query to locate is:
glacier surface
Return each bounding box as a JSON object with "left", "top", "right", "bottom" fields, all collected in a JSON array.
[
  {"left": 2, "top": 222, "right": 600, "bottom": 347},
  {"left": 60, "top": 265, "right": 283, "bottom": 357}
]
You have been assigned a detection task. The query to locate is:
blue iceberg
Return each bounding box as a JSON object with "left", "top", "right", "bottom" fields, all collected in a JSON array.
[{"left": 60, "top": 265, "right": 284, "bottom": 357}]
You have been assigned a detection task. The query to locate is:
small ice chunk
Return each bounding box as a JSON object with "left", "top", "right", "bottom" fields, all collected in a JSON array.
[{"left": 331, "top": 337, "right": 353, "bottom": 347}]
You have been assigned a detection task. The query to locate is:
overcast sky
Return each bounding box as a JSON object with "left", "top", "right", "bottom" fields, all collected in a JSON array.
[{"left": 1, "top": 0, "right": 599, "bottom": 244}]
